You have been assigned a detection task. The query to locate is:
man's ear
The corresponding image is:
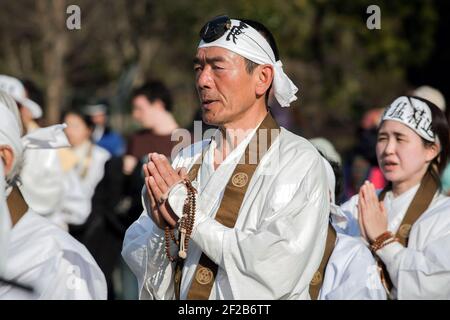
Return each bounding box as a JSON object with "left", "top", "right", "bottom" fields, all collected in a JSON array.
[
  {"left": 255, "top": 64, "right": 274, "bottom": 98},
  {"left": 0, "top": 145, "right": 15, "bottom": 176}
]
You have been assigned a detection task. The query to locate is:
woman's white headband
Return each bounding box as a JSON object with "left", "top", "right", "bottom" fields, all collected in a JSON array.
[{"left": 382, "top": 96, "right": 435, "bottom": 142}]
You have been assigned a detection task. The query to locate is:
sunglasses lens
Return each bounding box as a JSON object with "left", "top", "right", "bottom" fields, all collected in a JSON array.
[{"left": 200, "top": 15, "right": 231, "bottom": 43}]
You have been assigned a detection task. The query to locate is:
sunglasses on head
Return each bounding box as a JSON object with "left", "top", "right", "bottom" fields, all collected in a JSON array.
[{"left": 199, "top": 15, "right": 232, "bottom": 43}]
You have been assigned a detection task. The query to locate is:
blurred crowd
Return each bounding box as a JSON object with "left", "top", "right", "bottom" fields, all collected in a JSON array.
[{"left": 1, "top": 72, "right": 449, "bottom": 299}]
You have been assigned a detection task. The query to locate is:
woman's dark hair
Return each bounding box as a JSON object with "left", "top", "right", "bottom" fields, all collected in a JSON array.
[
  {"left": 410, "top": 96, "right": 450, "bottom": 188},
  {"left": 329, "top": 159, "right": 344, "bottom": 204},
  {"left": 62, "top": 110, "right": 95, "bottom": 131}
]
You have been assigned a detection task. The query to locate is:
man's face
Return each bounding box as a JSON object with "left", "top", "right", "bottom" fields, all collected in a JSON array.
[
  {"left": 91, "top": 112, "right": 106, "bottom": 126},
  {"left": 194, "top": 47, "right": 257, "bottom": 126},
  {"left": 18, "top": 104, "right": 33, "bottom": 126},
  {"left": 132, "top": 95, "right": 157, "bottom": 129}
]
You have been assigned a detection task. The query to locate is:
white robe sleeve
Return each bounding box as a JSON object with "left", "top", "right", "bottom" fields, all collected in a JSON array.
[
  {"left": 57, "top": 170, "right": 92, "bottom": 226},
  {"left": 37, "top": 251, "right": 107, "bottom": 300},
  {"left": 20, "top": 149, "right": 64, "bottom": 216},
  {"left": 121, "top": 210, "right": 178, "bottom": 300},
  {"left": 376, "top": 232, "right": 450, "bottom": 299},
  {"left": 80, "top": 147, "right": 110, "bottom": 201},
  {"left": 122, "top": 149, "right": 187, "bottom": 300},
  {"left": 188, "top": 153, "right": 330, "bottom": 299},
  {"left": 319, "top": 233, "right": 386, "bottom": 300},
  {"left": 121, "top": 153, "right": 186, "bottom": 300}
]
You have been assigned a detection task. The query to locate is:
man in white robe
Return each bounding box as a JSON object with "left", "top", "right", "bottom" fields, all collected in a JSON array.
[
  {"left": 0, "top": 76, "right": 83, "bottom": 229},
  {"left": 122, "top": 16, "right": 330, "bottom": 300},
  {"left": 0, "top": 99, "right": 107, "bottom": 299}
]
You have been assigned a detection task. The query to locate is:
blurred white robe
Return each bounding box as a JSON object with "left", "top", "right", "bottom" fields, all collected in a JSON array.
[
  {"left": 0, "top": 162, "right": 11, "bottom": 276},
  {"left": 122, "top": 126, "right": 330, "bottom": 300},
  {"left": 54, "top": 142, "right": 110, "bottom": 229},
  {"left": 0, "top": 209, "right": 107, "bottom": 299}
]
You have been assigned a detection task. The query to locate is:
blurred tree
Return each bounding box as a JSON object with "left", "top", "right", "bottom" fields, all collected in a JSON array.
[{"left": 0, "top": 0, "right": 440, "bottom": 150}]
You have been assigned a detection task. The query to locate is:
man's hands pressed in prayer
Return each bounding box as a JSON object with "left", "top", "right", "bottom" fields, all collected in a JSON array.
[{"left": 143, "top": 153, "right": 188, "bottom": 229}]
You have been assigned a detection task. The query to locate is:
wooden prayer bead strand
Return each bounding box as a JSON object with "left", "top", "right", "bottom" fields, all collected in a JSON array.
[
  {"left": 169, "top": 228, "right": 179, "bottom": 245},
  {"left": 177, "top": 179, "right": 197, "bottom": 259},
  {"left": 164, "top": 179, "right": 197, "bottom": 262},
  {"left": 164, "top": 226, "right": 178, "bottom": 262}
]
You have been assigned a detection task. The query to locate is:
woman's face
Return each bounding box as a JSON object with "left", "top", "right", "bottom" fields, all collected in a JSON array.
[
  {"left": 376, "top": 120, "right": 437, "bottom": 189},
  {"left": 64, "top": 113, "right": 91, "bottom": 147}
]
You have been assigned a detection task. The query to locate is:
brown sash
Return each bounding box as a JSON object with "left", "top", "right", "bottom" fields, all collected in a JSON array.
[
  {"left": 7, "top": 186, "right": 28, "bottom": 226},
  {"left": 376, "top": 172, "right": 438, "bottom": 296},
  {"left": 309, "top": 223, "right": 336, "bottom": 299},
  {"left": 177, "top": 113, "right": 281, "bottom": 300}
]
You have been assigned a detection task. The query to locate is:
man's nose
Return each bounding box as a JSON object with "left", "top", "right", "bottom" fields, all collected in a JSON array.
[{"left": 197, "top": 67, "right": 213, "bottom": 89}]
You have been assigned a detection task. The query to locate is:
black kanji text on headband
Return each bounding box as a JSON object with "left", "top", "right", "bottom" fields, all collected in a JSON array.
[{"left": 199, "top": 15, "right": 232, "bottom": 43}]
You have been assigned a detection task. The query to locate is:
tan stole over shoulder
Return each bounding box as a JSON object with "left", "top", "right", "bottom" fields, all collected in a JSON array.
[
  {"left": 184, "top": 113, "right": 280, "bottom": 300},
  {"left": 376, "top": 172, "right": 438, "bottom": 295},
  {"left": 309, "top": 223, "right": 336, "bottom": 300},
  {"left": 7, "top": 187, "right": 29, "bottom": 226}
]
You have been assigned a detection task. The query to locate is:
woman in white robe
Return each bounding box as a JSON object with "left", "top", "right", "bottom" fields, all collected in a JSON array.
[
  {"left": 57, "top": 111, "right": 110, "bottom": 228},
  {"left": 321, "top": 96, "right": 450, "bottom": 300},
  {"left": 0, "top": 98, "right": 107, "bottom": 299}
]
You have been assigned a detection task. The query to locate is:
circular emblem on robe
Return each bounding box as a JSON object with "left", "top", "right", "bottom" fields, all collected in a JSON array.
[
  {"left": 310, "top": 271, "right": 322, "bottom": 286},
  {"left": 398, "top": 224, "right": 412, "bottom": 238},
  {"left": 232, "top": 172, "right": 248, "bottom": 188},
  {"left": 196, "top": 267, "right": 213, "bottom": 285}
]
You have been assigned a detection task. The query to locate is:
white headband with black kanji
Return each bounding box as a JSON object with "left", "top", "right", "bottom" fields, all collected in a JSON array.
[
  {"left": 198, "top": 19, "right": 298, "bottom": 107},
  {"left": 382, "top": 96, "right": 435, "bottom": 142}
]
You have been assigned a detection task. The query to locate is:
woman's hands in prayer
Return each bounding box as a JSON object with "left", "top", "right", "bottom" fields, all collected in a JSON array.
[
  {"left": 143, "top": 153, "right": 188, "bottom": 229},
  {"left": 358, "top": 181, "right": 388, "bottom": 243}
]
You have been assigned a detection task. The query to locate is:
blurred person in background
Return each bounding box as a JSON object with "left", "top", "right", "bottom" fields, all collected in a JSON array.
[
  {"left": 0, "top": 76, "right": 68, "bottom": 223},
  {"left": 84, "top": 103, "right": 125, "bottom": 157},
  {"left": 62, "top": 111, "right": 111, "bottom": 212},
  {"left": 124, "top": 80, "right": 178, "bottom": 175},
  {"left": 0, "top": 75, "right": 42, "bottom": 134},
  {"left": 0, "top": 94, "right": 106, "bottom": 299},
  {"left": 58, "top": 110, "right": 116, "bottom": 296},
  {"left": 107, "top": 81, "right": 179, "bottom": 299},
  {"left": 119, "top": 80, "right": 180, "bottom": 246},
  {"left": 343, "top": 107, "right": 386, "bottom": 200}
]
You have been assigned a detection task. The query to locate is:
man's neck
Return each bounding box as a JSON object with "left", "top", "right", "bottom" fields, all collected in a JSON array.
[
  {"left": 151, "top": 111, "right": 178, "bottom": 135},
  {"left": 214, "top": 105, "right": 268, "bottom": 169},
  {"left": 25, "top": 120, "right": 40, "bottom": 134},
  {"left": 222, "top": 105, "right": 268, "bottom": 133}
]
